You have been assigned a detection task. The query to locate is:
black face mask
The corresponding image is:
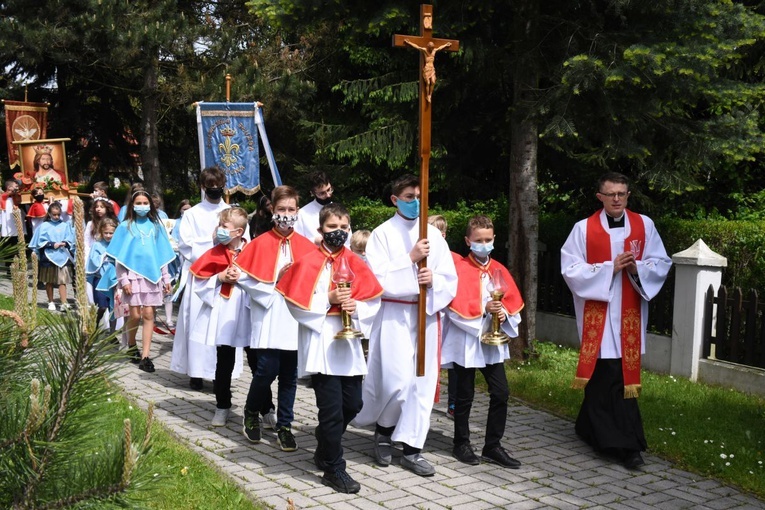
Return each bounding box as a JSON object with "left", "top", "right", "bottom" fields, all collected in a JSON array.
[
  {"left": 315, "top": 196, "right": 333, "bottom": 206},
  {"left": 34, "top": 195, "right": 45, "bottom": 202},
  {"left": 205, "top": 187, "right": 224, "bottom": 200},
  {"left": 322, "top": 229, "right": 348, "bottom": 248}
]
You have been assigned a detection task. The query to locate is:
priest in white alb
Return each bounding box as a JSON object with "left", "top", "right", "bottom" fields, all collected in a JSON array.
[{"left": 561, "top": 172, "right": 671, "bottom": 470}]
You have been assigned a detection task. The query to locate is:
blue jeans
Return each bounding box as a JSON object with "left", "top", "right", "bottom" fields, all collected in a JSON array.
[{"left": 245, "top": 348, "right": 297, "bottom": 429}]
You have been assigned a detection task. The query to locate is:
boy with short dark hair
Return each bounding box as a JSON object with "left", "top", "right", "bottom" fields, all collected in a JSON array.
[
  {"left": 171, "top": 166, "right": 238, "bottom": 390},
  {"left": 354, "top": 174, "right": 458, "bottom": 477},
  {"left": 276, "top": 202, "right": 383, "bottom": 493},
  {"left": 236, "top": 185, "right": 316, "bottom": 451},
  {"left": 443, "top": 215, "right": 524, "bottom": 468}
]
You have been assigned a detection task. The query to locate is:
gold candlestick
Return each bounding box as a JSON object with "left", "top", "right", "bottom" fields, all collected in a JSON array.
[
  {"left": 332, "top": 256, "right": 364, "bottom": 340},
  {"left": 480, "top": 269, "right": 510, "bottom": 346}
]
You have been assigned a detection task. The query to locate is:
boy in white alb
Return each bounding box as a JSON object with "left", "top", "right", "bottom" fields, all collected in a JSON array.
[
  {"left": 171, "top": 166, "right": 236, "bottom": 390},
  {"left": 354, "top": 174, "right": 458, "bottom": 477},
  {"left": 277, "top": 202, "right": 383, "bottom": 493},
  {"left": 235, "top": 185, "right": 316, "bottom": 451},
  {"left": 184, "top": 207, "right": 250, "bottom": 427}
]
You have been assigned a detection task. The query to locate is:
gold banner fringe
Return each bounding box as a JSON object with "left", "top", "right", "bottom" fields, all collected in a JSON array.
[
  {"left": 571, "top": 377, "right": 589, "bottom": 390},
  {"left": 624, "top": 384, "right": 641, "bottom": 399}
]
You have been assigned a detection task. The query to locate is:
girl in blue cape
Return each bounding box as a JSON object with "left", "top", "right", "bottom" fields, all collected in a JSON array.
[
  {"left": 107, "top": 190, "right": 176, "bottom": 373},
  {"left": 86, "top": 217, "right": 118, "bottom": 332},
  {"left": 29, "top": 201, "right": 74, "bottom": 312}
]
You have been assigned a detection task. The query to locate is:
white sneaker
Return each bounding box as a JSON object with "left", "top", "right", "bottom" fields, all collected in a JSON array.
[
  {"left": 211, "top": 408, "right": 230, "bottom": 427},
  {"left": 47, "top": 302, "right": 56, "bottom": 311},
  {"left": 262, "top": 409, "right": 278, "bottom": 431},
  {"left": 60, "top": 303, "right": 70, "bottom": 312}
]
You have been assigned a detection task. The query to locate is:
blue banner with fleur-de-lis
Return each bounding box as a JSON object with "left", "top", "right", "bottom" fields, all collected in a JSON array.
[{"left": 196, "top": 102, "right": 282, "bottom": 195}]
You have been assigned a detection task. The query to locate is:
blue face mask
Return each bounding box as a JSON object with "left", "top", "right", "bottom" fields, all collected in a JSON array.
[
  {"left": 216, "top": 227, "right": 232, "bottom": 245},
  {"left": 470, "top": 241, "right": 494, "bottom": 258},
  {"left": 134, "top": 205, "right": 150, "bottom": 217},
  {"left": 396, "top": 197, "right": 420, "bottom": 220}
]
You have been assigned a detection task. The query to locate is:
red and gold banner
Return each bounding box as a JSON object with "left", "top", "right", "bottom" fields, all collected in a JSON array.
[{"left": 4, "top": 100, "right": 48, "bottom": 168}]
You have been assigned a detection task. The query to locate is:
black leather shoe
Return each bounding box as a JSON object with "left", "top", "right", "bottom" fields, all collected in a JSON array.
[
  {"left": 189, "top": 377, "right": 203, "bottom": 391},
  {"left": 453, "top": 443, "right": 480, "bottom": 465},
  {"left": 481, "top": 446, "right": 521, "bottom": 469},
  {"left": 623, "top": 451, "right": 645, "bottom": 469}
]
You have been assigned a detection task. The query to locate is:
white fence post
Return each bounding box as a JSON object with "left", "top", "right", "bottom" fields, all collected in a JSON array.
[{"left": 670, "top": 239, "right": 727, "bottom": 381}]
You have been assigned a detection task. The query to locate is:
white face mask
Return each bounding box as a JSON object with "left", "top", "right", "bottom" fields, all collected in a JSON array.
[
  {"left": 470, "top": 241, "right": 494, "bottom": 258},
  {"left": 272, "top": 214, "right": 298, "bottom": 230}
]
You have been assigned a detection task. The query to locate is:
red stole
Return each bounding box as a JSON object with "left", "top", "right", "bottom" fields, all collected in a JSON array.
[
  {"left": 573, "top": 209, "right": 644, "bottom": 398},
  {"left": 276, "top": 246, "right": 383, "bottom": 314},
  {"left": 189, "top": 242, "right": 244, "bottom": 298},
  {"left": 235, "top": 228, "right": 315, "bottom": 283},
  {"left": 448, "top": 254, "right": 524, "bottom": 319}
]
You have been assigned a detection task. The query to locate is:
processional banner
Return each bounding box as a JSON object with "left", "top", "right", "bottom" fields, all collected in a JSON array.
[
  {"left": 196, "top": 102, "right": 282, "bottom": 195},
  {"left": 4, "top": 100, "right": 48, "bottom": 169}
]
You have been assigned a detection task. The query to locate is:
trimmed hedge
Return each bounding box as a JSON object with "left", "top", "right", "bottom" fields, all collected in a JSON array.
[
  {"left": 347, "top": 196, "right": 511, "bottom": 265},
  {"left": 537, "top": 213, "right": 765, "bottom": 290},
  {"left": 346, "top": 198, "right": 765, "bottom": 290}
]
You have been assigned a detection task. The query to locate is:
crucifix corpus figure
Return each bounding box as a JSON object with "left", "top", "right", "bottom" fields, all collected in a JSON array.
[
  {"left": 392, "top": 5, "right": 459, "bottom": 377},
  {"left": 403, "top": 40, "right": 452, "bottom": 103}
]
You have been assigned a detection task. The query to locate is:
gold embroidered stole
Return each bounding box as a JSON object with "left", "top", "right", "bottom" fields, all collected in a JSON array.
[{"left": 572, "top": 209, "right": 645, "bottom": 398}]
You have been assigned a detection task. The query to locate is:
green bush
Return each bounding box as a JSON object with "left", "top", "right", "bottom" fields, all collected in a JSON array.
[
  {"left": 656, "top": 218, "right": 765, "bottom": 289},
  {"left": 347, "top": 196, "right": 511, "bottom": 264},
  {"left": 537, "top": 212, "right": 765, "bottom": 290}
]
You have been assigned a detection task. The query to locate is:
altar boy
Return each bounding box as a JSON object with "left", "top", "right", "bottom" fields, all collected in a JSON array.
[
  {"left": 185, "top": 207, "right": 250, "bottom": 427},
  {"left": 442, "top": 215, "right": 524, "bottom": 468},
  {"left": 235, "top": 185, "right": 316, "bottom": 451},
  {"left": 276, "top": 202, "right": 383, "bottom": 493}
]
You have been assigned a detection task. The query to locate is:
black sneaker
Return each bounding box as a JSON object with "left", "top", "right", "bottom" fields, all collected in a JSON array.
[
  {"left": 322, "top": 468, "right": 360, "bottom": 494},
  {"left": 277, "top": 426, "right": 298, "bottom": 452},
  {"left": 242, "top": 410, "right": 261, "bottom": 443},
  {"left": 138, "top": 357, "right": 155, "bottom": 373},
  {"left": 127, "top": 346, "right": 140, "bottom": 364}
]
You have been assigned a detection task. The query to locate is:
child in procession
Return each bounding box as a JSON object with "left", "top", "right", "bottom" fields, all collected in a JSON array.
[
  {"left": 86, "top": 217, "right": 119, "bottom": 330},
  {"left": 235, "top": 185, "right": 316, "bottom": 450},
  {"left": 171, "top": 167, "right": 240, "bottom": 391},
  {"left": 26, "top": 188, "right": 48, "bottom": 235},
  {"left": 29, "top": 201, "right": 74, "bottom": 312},
  {"left": 183, "top": 207, "right": 251, "bottom": 427},
  {"left": 276, "top": 202, "right": 383, "bottom": 493},
  {"left": 107, "top": 190, "right": 176, "bottom": 372},
  {"left": 442, "top": 215, "right": 524, "bottom": 468}
]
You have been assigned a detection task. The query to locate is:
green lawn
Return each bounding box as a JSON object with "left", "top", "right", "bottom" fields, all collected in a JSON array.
[
  {"left": 504, "top": 341, "right": 765, "bottom": 498},
  {"left": 0, "top": 292, "right": 262, "bottom": 510}
]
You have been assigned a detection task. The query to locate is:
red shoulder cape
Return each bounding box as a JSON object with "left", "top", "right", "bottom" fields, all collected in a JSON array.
[
  {"left": 448, "top": 254, "right": 524, "bottom": 319},
  {"left": 27, "top": 202, "right": 47, "bottom": 218},
  {"left": 276, "top": 246, "right": 383, "bottom": 314},
  {"left": 235, "top": 228, "right": 315, "bottom": 283},
  {"left": 1, "top": 193, "right": 21, "bottom": 209},
  {"left": 189, "top": 242, "right": 240, "bottom": 298}
]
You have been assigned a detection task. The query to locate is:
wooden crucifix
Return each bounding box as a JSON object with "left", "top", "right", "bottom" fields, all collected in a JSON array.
[{"left": 393, "top": 4, "right": 459, "bottom": 377}]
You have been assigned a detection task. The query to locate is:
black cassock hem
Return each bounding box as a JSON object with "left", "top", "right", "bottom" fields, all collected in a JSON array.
[{"left": 575, "top": 358, "right": 647, "bottom": 454}]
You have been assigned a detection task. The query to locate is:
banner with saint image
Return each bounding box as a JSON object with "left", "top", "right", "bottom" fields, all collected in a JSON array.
[
  {"left": 3, "top": 100, "right": 48, "bottom": 168},
  {"left": 196, "top": 102, "right": 282, "bottom": 195}
]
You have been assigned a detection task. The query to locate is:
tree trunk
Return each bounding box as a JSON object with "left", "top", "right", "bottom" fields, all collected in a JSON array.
[
  {"left": 140, "top": 51, "right": 161, "bottom": 194},
  {"left": 508, "top": 0, "right": 540, "bottom": 358}
]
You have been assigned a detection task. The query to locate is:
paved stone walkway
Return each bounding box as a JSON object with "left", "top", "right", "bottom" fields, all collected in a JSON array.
[{"left": 3, "top": 274, "right": 764, "bottom": 509}]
